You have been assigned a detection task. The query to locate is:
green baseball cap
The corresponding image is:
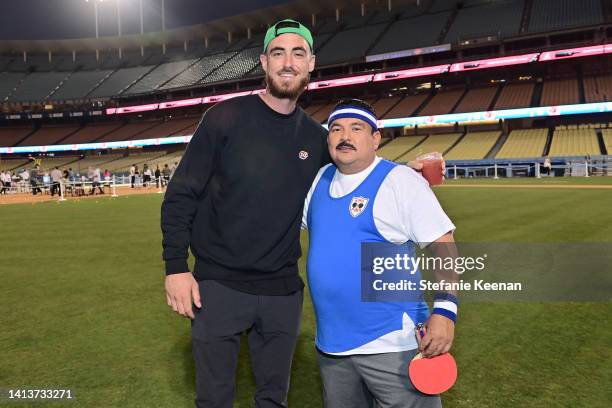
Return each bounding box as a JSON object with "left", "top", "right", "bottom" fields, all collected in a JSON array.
[{"left": 263, "top": 19, "right": 313, "bottom": 53}]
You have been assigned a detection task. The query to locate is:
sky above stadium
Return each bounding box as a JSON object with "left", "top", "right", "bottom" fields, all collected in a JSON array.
[{"left": 0, "top": 0, "right": 292, "bottom": 40}]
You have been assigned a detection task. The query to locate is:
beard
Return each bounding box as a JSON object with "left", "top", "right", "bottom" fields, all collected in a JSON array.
[{"left": 265, "top": 69, "right": 310, "bottom": 100}]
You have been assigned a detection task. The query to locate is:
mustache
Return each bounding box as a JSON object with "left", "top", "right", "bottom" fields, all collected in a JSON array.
[
  {"left": 278, "top": 68, "right": 298, "bottom": 75},
  {"left": 336, "top": 141, "right": 356, "bottom": 150}
]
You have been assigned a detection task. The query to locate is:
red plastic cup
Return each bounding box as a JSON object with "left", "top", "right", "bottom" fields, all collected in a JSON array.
[{"left": 417, "top": 152, "right": 444, "bottom": 186}]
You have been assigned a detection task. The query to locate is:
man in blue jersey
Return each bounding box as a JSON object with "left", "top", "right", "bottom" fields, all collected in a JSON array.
[{"left": 303, "top": 99, "right": 458, "bottom": 407}]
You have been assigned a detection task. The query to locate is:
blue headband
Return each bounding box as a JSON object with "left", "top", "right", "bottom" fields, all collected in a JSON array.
[{"left": 328, "top": 105, "right": 378, "bottom": 131}]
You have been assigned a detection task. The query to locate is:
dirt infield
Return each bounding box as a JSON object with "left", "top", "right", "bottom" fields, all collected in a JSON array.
[
  {"left": 3, "top": 182, "right": 611, "bottom": 205},
  {"left": 0, "top": 186, "right": 165, "bottom": 205}
]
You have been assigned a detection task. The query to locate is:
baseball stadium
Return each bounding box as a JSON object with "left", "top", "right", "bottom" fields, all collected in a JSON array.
[{"left": 1, "top": 0, "right": 611, "bottom": 407}]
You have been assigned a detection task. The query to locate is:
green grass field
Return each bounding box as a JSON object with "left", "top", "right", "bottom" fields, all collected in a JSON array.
[{"left": 1, "top": 179, "right": 611, "bottom": 407}]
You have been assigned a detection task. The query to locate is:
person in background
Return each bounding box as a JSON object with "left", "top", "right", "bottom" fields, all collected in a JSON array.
[
  {"left": 143, "top": 164, "right": 152, "bottom": 188},
  {"left": 542, "top": 156, "right": 552, "bottom": 176},
  {"left": 162, "top": 164, "right": 171, "bottom": 186},
  {"left": 50, "top": 166, "right": 63, "bottom": 197},
  {"left": 20, "top": 168, "right": 30, "bottom": 193},
  {"left": 155, "top": 165, "right": 162, "bottom": 188},
  {"left": 130, "top": 164, "right": 136, "bottom": 188},
  {"left": 0, "top": 170, "right": 9, "bottom": 194},
  {"left": 43, "top": 172, "right": 50, "bottom": 191},
  {"left": 62, "top": 169, "right": 72, "bottom": 195},
  {"left": 90, "top": 166, "right": 104, "bottom": 195},
  {"left": 134, "top": 165, "right": 141, "bottom": 187},
  {"left": 30, "top": 164, "right": 41, "bottom": 196}
]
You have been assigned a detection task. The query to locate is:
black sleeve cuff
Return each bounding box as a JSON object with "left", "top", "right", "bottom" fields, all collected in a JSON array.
[{"left": 165, "top": 258, "right": 190, "bottom": 275}]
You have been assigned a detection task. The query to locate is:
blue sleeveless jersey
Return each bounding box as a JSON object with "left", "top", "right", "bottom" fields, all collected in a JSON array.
[{"left": 307, "top": 160, "right": 429, "bottom": 353}]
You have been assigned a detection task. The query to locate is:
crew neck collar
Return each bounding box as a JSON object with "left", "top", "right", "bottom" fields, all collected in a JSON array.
[
  {"left": 336, "top": 156, "right": 381, "bottom": 178},
  {"left": 256, "top": 94, "right": 299, "bottom": 120}
]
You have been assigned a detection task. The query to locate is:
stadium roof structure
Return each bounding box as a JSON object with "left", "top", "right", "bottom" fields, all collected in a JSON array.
[{"left": 0, "top": 0, "right": 416, "bottom": 53}]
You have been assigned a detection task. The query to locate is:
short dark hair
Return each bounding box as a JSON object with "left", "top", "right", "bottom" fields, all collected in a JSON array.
[{"left": 332, "top": 98, "right": 377, "bottom": 118}]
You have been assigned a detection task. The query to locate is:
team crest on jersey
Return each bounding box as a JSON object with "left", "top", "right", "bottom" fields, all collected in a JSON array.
[
  {"left": 349, "top": 196, "right": 369, "bottom": 217},
  {"left": 298, "top": 150, "right": 309, "bottom": 160}
]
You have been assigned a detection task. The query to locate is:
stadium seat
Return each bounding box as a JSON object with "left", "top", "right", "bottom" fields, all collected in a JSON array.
[
  {"left": 89, "top": 66, "right": 153, "bottom": 98},
  {"left": 377, "top": 136, "right": 426, "bottom": 161},
  {"left": 61, "top": 123, "right": 124, "bottom": 145},
  {"left": 547, "top": 128, "right": 601, "bottom": 157},
  {"left": 0, "top": 72, "right": 27, "bottom": 100},
  {"left": 397, "top": 133, "right": 462, "bottom": 161},
  {"left": 312, "top": 17, "right": 341, "bottom": 34},
  {"left": 50, "top": 70, "right": 114, "bottom": 101},
  {"left": 372, "top": 97, "right": 403, "bottom": 118},
  {"left": 583, "top": 74, "right": 612, "bottom": 103},
  {"left": 201, "top": 48, "right": 260, "bottom": 84},
  {"left": 368, "top": 12, "right": 451, "bottom": 56},
  {"left": 495, "top": 128, "right": 549, "bottom": 159},
  {"left": 0, "top": 126, "right": 35, "bottom": 147},
  {"left": 135, "top": 150, "right": 185, "bottom": 173},
  {"left": 315, "top": 24, "right": 389, "bottom": 66},
  {"left": 528, "top": 0, "right": 603, "bottom": 33},
  {"left": 0, "top": 158, "right": 29, "bottom": 172},
  {"left": 383, "top": 94, "right": 429, "bottom": 119},
  {"left": 101, "top": 151, "right": 167, "bottom": 172},
  {"left": 311, "top": 102, "right": 336, "bottom": 123},
  {"left": 125, "top": 59, "right": 199, "bottom": 94},
  {"left": 136, "top": 117, "right": 200, "bottom": 139},
  {"left": 161, "top": 52, "right": 237, "bottom": 89},
  {"left": 454, "top": 87, "right": 498, "bottom": 113},
  {"left": 18, "top": 125, "right": 81, "bottom": 146},
  {"left": 8, "top": 72, "right": 70, "bottom": 102},
  {"left": 600, "top": 129, "right": 612, "bottom": 155},
  {"left": 419, "top": 89, "right": 464, "bottom": 116},
  {"left": 445, "top": 131, "right": 501, "bottom": 160},
  {"left": 494, "top": 82, "right": 534, "bottom": 110},
  {"left": 97, "top": 121, "right": 162, "bottom": 142},
  {"left": 540, "top": 78, "right": 580, "bottom": 106},
  {"left": 444, "top": 0, "right": 523, "bottom": 42},
  {"left": 64, "top": 154, "right": 123, "bottom": 174},
  {"left": 36, "top": 156, "right": 81, "bottom": 172}
]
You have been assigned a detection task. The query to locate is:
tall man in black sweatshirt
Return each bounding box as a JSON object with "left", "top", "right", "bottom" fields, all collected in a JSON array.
[
  {"left": 162, "top": 20, "right": 327, "bottom": 408},
  {"left": 162, "top": 19, "right": 438, "bottom": 408}
]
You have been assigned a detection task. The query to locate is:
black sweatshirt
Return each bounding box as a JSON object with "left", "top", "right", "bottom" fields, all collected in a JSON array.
[{"left": 161, "top": 95, "right": 330, "bottom": 295}]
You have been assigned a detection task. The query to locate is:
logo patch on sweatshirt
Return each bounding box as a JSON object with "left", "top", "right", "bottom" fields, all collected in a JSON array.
[
  {"left": 298, "top": 150, "right": 309, "bottom": 160},
  {"left": 349, "top": 196, "right": 369, "bottom": 217}
]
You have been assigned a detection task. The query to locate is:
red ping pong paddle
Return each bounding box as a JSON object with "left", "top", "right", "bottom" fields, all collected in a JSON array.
[
  {"left": 409, "top": 352, "right": 457, "bottom": 395},
  {"left": 409, "top": 323, "right": 457, "bottom": 394}
]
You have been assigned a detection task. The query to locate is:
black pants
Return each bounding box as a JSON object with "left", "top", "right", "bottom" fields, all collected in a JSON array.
[
  {"left": 50, "top": 182, "right": 61, "bottom": 196},
  {"left": 31, "top": 180, "right": 41, "bottom": 195},
  {"left": 191, "top": 280, "right": 303, "bottom": 408}
]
